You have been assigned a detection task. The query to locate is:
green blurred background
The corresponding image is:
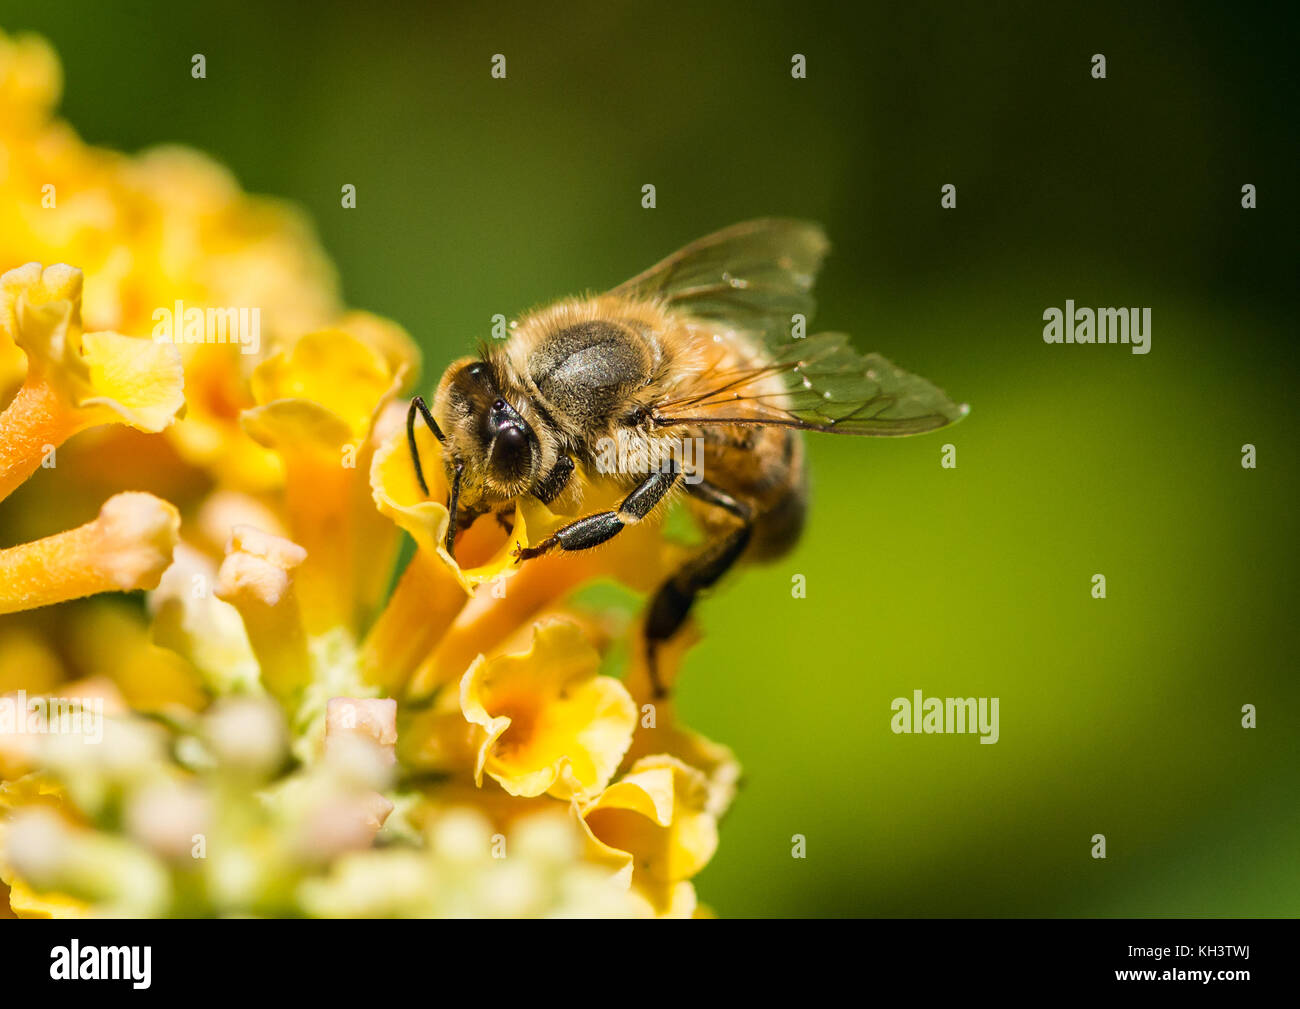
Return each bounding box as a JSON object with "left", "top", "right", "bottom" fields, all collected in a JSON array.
[{"left": 3, "top": 0, "right": 1295, "bottom": 916}]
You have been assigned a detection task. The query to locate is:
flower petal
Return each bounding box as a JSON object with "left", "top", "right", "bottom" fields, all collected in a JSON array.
[
  {"left": 460, "top": 619, "right": 636, "bottom": 801},
  {"left": 2, "top": 263, "right": 183, "bottom": 431},
  {"left": 579, "top": 755, "right": 719, "bottom": 917},
  {"left": 622, "top": 620, "right": 742, "bottom": 820},
  {"left": 78, "top": 329, "right": 186, "bottom": 431},
  {"left": 369, "top": 417, "right": 534, "bottom": 593},
  {"left": 243, "top": 331, "right": 407, "bottom": 633},
  {"left": 250, "top": 330, "right": 394, "bottom": 443}
]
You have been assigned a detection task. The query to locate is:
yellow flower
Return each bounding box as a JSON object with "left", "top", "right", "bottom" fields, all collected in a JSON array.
[
  {"left": 242, "top": 328, "right": 413, "bottom": 633},
  {"left": 0, "top": 28, "right": 744, "bottom": 919},
  {"left": 579, "top": 755, "right": 720, "bottom": 918},
  {"left": 0, "top": 263, "right": 184, "bottom": 501},
  {"left": 0, "top": 32, "right": 60, "bottom": 135},
  {"left": 460, "top": 619, "right": 637, "bottom": 801},
  {"left": 161, "top": 343, "right": 284, "bottom": 493},
  {"left": 0, "top": 26, "right": 345, "bottom": 496},
  {"left": 248, "top": 328, "right": 406, "bottom": 441},
  {"left": 621, "top": 621, "right": 741, "bottom": 819}
]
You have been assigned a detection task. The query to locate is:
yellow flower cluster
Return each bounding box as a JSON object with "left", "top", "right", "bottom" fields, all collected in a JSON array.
[{"left": 0, "top": 30, "right": 738, "bottom": 918}]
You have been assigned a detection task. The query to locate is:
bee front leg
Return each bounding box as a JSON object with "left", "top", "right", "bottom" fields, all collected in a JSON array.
[
  {"left": 515, "top": 465, "right": 678, "bottom": 561},
  {"left": 406, "top": 396, "right": 444, "bottom": 497}
]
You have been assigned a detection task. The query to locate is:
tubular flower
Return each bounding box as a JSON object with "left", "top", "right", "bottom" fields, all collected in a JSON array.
[
  {"left": 1, "top": 29, "right": 743, "bottom": 918},
  {"left": 579, "top": 756, "right": 720, "bottom": 918},
  {"left": 460, "top": 619, "right": 637, "bottom": 801},
  {"left": 0, "top": 263, "right": 184, "bottom": 501},
  {"left": 242, "top": 328, "right": 415, "bottom": 633},
  {"left": 0, "top": 492, "right": 179, "bottom": 616},
  {"left": 621, "top": 621, "right": 741, "bottom": 820}
]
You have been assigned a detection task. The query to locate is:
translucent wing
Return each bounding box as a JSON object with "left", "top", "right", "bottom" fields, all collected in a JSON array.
[
  {"left": 608, "top": 218, "right": 830, "bottom": 342},
  {"left": 653, "top": 332, "right": 969, "bottom": 436},
  {"left": 613, "top": 219, "right": 968, "bottom": 436}
]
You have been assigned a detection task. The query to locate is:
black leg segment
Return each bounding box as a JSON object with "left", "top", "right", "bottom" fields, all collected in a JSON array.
[
  {"left": 516, "top": 465, "right": 678, "bottom": 561},
  {"left": 646, "top": 523, "right": 752, "bottom": 645},
  {"left": 644, "top": 480, "right": 754, "bottom": 697},
  {"left": 406, "top": 396, "right": 444, "bottom": 497}
]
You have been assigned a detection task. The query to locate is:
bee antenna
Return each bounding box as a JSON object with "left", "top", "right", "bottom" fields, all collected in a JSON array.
[{"left": 407, "top": 396, "right": 444, "bottom": 497}]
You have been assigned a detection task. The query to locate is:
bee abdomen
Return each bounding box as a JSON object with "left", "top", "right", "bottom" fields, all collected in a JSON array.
[
  {"left": 695, "top": 425, "right": 807, "bottom": 561},
  {"left": 746, "top": 429, "right": 807, "bottom": 560}
]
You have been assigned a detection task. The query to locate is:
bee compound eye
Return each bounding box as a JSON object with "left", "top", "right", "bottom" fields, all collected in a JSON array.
[
  {"left": 497, "top": 424, "right": 526, "bottom": 449},
  {"left": 489, "top": 422, "right": 532, "bottom": 480}
]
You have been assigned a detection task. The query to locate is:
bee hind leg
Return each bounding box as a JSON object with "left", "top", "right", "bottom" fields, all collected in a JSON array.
[{"left": 645, "top": 482, "right": 752, "bottom": 699}]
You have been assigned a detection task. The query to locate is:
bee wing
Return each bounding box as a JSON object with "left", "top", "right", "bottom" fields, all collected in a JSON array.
[
  {"left": 608, "top": 218, "right": 830, "bottom": 342},
  {"left": 653, "top": 332, "right": 969, "bottom": 436},
  {"left": 612, "top": 219, "right": 967, "bottom": 435}
]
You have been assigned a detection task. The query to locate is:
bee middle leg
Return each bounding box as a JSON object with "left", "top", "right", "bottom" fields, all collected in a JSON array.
[
  {"left": 644, "top": 481, "right": 753, "bottom": 699},
  {"left": 515, "top": 464, "right": 679, "bottom": 561}
]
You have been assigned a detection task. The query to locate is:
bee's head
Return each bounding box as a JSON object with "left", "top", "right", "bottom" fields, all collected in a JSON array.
[{"left": 432, "top": 356, "right": 541, "bottom": 514}]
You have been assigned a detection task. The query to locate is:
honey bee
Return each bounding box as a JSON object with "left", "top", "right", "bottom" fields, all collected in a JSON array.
[{"left": 408, "top": 219, "right": 967, "bottom": 694}]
